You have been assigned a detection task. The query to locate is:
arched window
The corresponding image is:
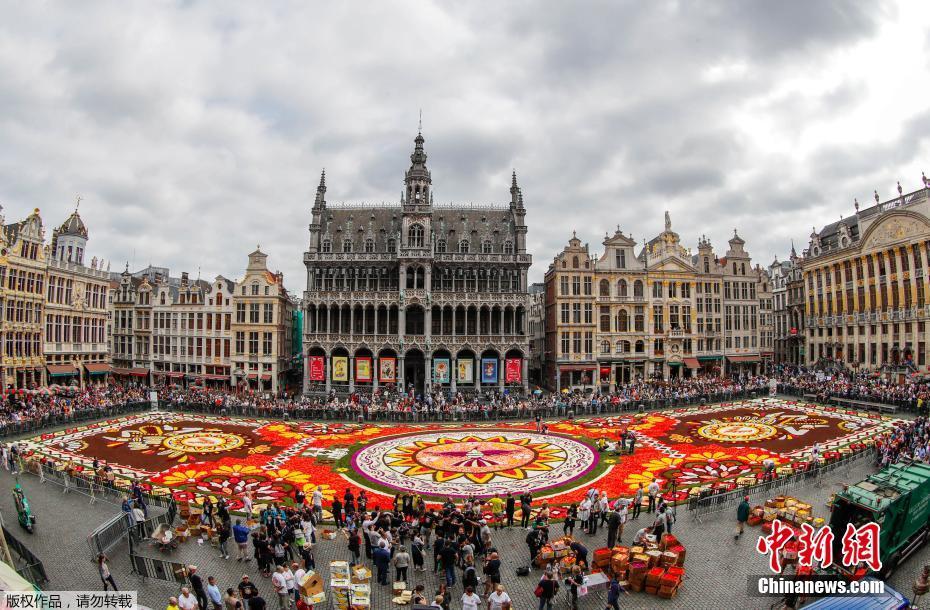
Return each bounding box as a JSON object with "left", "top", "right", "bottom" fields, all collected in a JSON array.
[
  {"left": 436, "top": 239, "right": 446, "bottom": 253},
  {"left": 482, "top": 240, "right": 492, "bottom": 254},
  {"left": 615, "top": 341, "right": 624, "bottom": 354},
  {"left": 459, "top": 239, "right": 470, "bottom": 253},
  {"left": 408, "top": 224, "right": 424, "bottom": 248},
  {"left": 633, "top": 280, "right": 644, "bottom": 298},
  {"left": 599, "top": 279, "right": 610, "bottom": 296},
  {"left": 600, "top": 340, "right": 611, "bottom": 354},
  {"left": 342, "top": 239, "right": 352, "bottom": 253},
  {"left": 635, "top": 340, "right": 645, "bottom": 353},
  {"left": 365, "top": 239, "right": 374, "bottom": 253},
  {"left": 618, "top": 279, "right": 628, "bottom": 297},
  {"left": 387, "top": 238, "right": 396, "bottom": 252},
  {"left": 503, "top": 241, "right": 514, "bottom": 254},
  {"left": 160, "top": 293, "right": 166, "bottom": 305},
  {"left": 251, "top": 282, "right": 259, "bottom": 296},
  {"left": 704, "top": 257, "right": 710, "bottom": 273},
  {"left": 572, "top": 256, "right": 579, "bottom": 269},
  {"left": 616, "top": 310, "right": 628, "bottom": 332},
  {"left": 322, "top": 239, "right": 332, "bottom": 253}
]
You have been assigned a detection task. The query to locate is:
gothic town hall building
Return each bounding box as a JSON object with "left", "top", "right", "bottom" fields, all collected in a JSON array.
[{"left": 302, "top": 131, "right": 532, "bottom": 396}]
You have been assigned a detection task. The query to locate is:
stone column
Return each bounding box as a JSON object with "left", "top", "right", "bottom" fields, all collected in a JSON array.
[
  {"left": 425, "top": 356, "right": 432, "bottom": 393},
  {"left": 349, "top": 357, "right": 355, "bottom": 393},
  {"left": 522, "top": 358, "right": 529, "bottom": 393},
  {"left": 398, "top": 356, "right": 405, "bottom": 391},
  {"left": 499, "top": 357, "right": 505, "bottom": 390},
  {"left": 325, "top": 356, "right": 331, "bottom": 393},
  {"left": 373, "top": 357, "right": 379, "bottom": 392},
  {"left": 451, "top": 357, "right": 457, "bottom": 393}
]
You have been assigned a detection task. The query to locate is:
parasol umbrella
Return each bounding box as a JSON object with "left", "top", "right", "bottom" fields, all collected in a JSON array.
[{"left": 533, "top": 389, "right": 542, "bottom": 395}]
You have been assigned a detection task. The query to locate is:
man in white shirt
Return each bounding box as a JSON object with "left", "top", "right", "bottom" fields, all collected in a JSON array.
[
  {"left": 292, "top": 562, "right": 306, "bottom": 603},
  {"left": 311, "top": 487, "right": 323, "bottom": 521},
  {"left": 178, "top": 587, "right": 199, "bottom": 610},
  {"left": 271, "top": 566, "right": 290, "bottom": 610},
  {"left": 647, "top": 479, "right": 660, "bottom": 513}
]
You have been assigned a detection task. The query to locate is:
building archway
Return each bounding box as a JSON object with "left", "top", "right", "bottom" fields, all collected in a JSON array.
[{"left": 404, "top": 348, "right": 426, "bottom": 397}]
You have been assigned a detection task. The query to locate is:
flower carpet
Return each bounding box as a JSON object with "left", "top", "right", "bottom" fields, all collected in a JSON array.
[{"left": 20, "top": 397, "right": 901, "bottom": 513}]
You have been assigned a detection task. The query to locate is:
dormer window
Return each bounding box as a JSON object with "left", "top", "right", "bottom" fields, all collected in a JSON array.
[
  {"left": 482, "top": 240, "right": 492, "bottom": 254},
  {"left": 459, "top": 239, "right": 470, "bottom": 253},
  {"left": 343, "top": 239, "right": 352, "bottom": 253},
  {"left": 365, "top": 239, "right": 374, "bottom": 253},
  {"left": 322, "top": 240, "right": 332, "bottom": 253},
  {"left": 503, "top": 241, "right": 514, "bottom": 254},
  {"left": 437, "top": 239, "right": 446, "bottom": 253}
]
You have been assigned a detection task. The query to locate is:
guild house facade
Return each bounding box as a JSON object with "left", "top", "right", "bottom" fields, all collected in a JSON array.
[{"left": 302, "top": 130, "right": 532, "bottom": 395}]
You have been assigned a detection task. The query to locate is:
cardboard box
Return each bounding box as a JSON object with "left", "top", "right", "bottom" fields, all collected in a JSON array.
[
  {"left": 299, "top": 571, "right": 323, "bottom": 596},
  {"left": 301, "top": 592, "right": 326, "bottom": 605},
  {"left": 645, "top": 585, "right": 658, "bottom": 595},
  {"left": 392, "top": 582, "right": 406, "bottom": 594},
  {"left": 331, "top": 561, "right": 350, "bottom": 579}
]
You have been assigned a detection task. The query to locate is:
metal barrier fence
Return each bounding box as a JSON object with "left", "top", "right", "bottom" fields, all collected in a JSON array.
[
  {"left": 778, "top": 384, "right": 917, "bottom": 414},
  {"left": 687, "top": 449, "right": 873, "bottom": 523},
  {"left": 158, "top": 389, "right": 769, "bottom": 423},
  {"left": 3, "top": 525, "right": 49, "bottom": 587},
  {"left": 87, "top": 512, "right": 131, "bottom": 560},
  {"left": 128, "top": 553, "right": 188, "bottom": 584},
  {"left": 0, "top": 402, "right": 153, "bottom": 439}
]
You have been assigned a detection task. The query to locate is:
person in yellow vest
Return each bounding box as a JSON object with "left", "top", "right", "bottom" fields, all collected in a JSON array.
[{"left": 488, "top": 495, "right": 504, "bottom": 529}]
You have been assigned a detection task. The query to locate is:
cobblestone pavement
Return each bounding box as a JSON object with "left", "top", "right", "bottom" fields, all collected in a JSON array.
[{"left": 1, "top": 413, "right": 927, "bottom": 609}]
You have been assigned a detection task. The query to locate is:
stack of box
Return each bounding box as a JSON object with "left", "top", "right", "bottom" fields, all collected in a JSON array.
[
  {"left": 391, "top": 582, "right": 411, "bottom": 605},
  {"left": 658, "top": 567, "right": 683, "bottom": 599},
  {"left": 627, "top": 561, "right": 647, "bottom": 592},
  {"left": 610, "top": 546, "right": 630, "bottom": 577},
  {"left": 593, "top": 548, "right": 612, "bottom": 571},
  {"left": 645, "top": 550, "right": 663, "bottom": 568},
  {"left": 644, "top": 567, "right": 664, "bottom": 595},
  {"left": 350, "top": 583, "right": 370, "bottom": 610},
  {"left": 331, "top": 579, "right": 351, "bottom": 610}
]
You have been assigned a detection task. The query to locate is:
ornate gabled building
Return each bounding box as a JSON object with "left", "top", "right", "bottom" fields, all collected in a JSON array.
[
  {"left": 768, "top": 247, "right": 804, "bottom": 364},
  {"left": 544, "top": 212, "right": 766, "bottom": 391},
  {"left": 45, "top": 208, "right": 111, "bottom": 386},
  {"left": 303, "top": 130, "right": 532, "bottom": 395},
  {"left": 802, "top": 179, "right": 930, "bottom": 374},
  {"left": 231, "top": 248, "right": 294, "bottom": 394},
  {"left": 1, "top": 208, "right": 48, "bottom": 388}
]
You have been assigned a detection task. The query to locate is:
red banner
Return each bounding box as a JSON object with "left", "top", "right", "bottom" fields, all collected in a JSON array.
[
  {"left": 308, "top": 356, "right": 325, "bottom": 381},
  {"left": 505, "top": 358, "right": 522, "bottom": 383}
]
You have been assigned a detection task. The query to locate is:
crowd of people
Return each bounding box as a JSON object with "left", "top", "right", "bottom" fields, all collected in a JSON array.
[
  {"left": 1, "top": 363, "right": 926, "bottom": 436},
  {"left": 775, "top": 363, "right": 929, "bottom": 411},
  {"left": 150, "top": 482, "right": 661, "bottom": 610}
]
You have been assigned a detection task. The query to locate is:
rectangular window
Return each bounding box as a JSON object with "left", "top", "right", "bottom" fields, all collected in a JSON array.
[
  {"left": 583, "top": 277, "right": 592, "bottom": 295},
  {"left": 264, "top": 303, "right": 274, "bottom": 324},
  {"left": 572, "top": 277, "right": 580, "bottom": 295},
  {"left": 561, "top": 303, "right": 569, "bottom": 324},
  {"left": 583, "top": 303, "right": 593, "bottom": 324},
  {"left": 236, "top": 303, "right": 246, "bottom": 323},
  {"left": 560, "top": 277, "right": 569, "bottom": 295},
  {"left": 263, "top": 332, "right": 273, "bottom": 355},
  {"left": 572, "top": 303, "right": 581, "bottom": 324},
  {"left": 248, "top": 331, "right": 258, "bottom": 355},
  {"left": 561, "top": 332, "right": 570, "bottom": 355},
  {"left": 249, "top": 303, "right": 260, "bottom": 323}
]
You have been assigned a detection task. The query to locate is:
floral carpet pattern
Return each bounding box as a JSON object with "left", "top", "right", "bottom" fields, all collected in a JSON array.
[{"left": 21, "top": 398, "right": 901, "bottom": 511}]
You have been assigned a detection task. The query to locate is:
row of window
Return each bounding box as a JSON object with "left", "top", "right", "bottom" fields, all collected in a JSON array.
[
  {"left": 235, "top": 303, "right": 276, "bottom": 324},
  {"left": 723, "top": 281, "right": 757, "bottom": 301},
  {"left": 810, "top": 278, "right": 926, "bottom": 316},
  {"left": 5, "top": 300, "right": 42, "bottom": 325},
  {"left": 234, "top": 331, "right": 277, "bottom": 356},
  {"left": 45, "top": 316, "right": 105, "bottom": 344},
  {"left": 5, "top": 267, "right": 44, "bottom": 295},
  {"left": 321, "top": 235, "right": 516, "bottom": 255},
  {"left": 153, "top": 336, "right": 231, "bottom": 358},
  {"left": 155, "top": 312, "right": 232, "bottom": 331},
  {"left": 3, "top": 332, "right": 41, "bottom": 358}
]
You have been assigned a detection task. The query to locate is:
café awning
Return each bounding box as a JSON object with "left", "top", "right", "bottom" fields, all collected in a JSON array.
[{"left": 47, "top": 364, "right": 78, "bottom": 377}]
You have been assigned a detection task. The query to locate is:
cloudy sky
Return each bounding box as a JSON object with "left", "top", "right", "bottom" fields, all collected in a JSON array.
[{"left": 2, "top": 1, "right": 929, "bottom": 292}]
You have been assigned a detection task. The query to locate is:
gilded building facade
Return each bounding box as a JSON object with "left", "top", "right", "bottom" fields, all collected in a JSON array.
[
  {"left": 303, "top": 131, "right": 532, "bottom": 396},
  {"left": 1, "top": 209, "right": 48, "bottom": 388},
  {"left": 231, "top": 249, "right": 294, "bottom": 394},
  {"left": 769, "top": 250, "right": 804, "bottom": 364},
  {"left": 803, "top": 180, "right": 930, "bottom": 371},
  {"left": 544, "top": 212, "right": 765, "bottom": 391},
  {"left": 44, "top": 210, "right": 111, "bottom": 386}
]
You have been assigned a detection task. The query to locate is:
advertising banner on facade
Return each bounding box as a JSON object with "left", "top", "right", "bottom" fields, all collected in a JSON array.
[
  {"left": 332, "top": 356, "right": 348, "bottom": 382},
  {"left": 308, "top": 356, "right": 325, "bottom": 382},
  {"left": 379, "top": 357, "right": 397, "bottom": 383},
  {"left": 505, "top": 358, "right": 522, "bottom": 383},
  {"left": 433, "top": 358, "right": 450, "bottom": 383},
  {"left": 457, "top": 359, "right": 473, "bottom": 383},
  {"left": 356, "top": 357, "right": 372, "bottom": 382},
  {"left": 481, "top": 358, "right": 498, "bottom": 384}
]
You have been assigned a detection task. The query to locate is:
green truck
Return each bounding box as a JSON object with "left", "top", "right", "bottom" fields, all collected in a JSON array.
[{"left": 829, "top": 460, "right": 930, "bottom": 578}]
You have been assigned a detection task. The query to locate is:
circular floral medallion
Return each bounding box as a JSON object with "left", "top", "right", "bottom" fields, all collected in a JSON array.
[
  {"left": 163, "top": 431, "right": 246, "bottom": 454},
  {"left": 351, "top": 430, "right": 598, "bottom": 497},
  {"left": 696, "top": 421, "right": 779, "bottom": 443}
]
